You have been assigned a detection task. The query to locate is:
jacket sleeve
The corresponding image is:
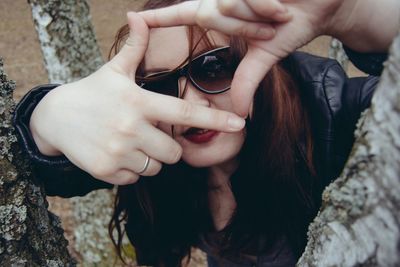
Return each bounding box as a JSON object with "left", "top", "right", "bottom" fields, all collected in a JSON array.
[
  {"left": 344, "top": 46, "right": 388, "bottom": 76},
  {"left": 13, "top": 84, "right": 113, "bottom": 197}
]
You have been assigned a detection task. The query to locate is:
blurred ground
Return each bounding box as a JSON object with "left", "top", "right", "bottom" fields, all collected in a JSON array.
[{"left": 0, "top": 0, "right": 364, "bottom": 266}]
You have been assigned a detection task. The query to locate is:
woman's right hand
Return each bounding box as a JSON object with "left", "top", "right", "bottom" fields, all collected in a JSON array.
[{"left": 29, "top": 12, "right": 245, "bottom": 185}]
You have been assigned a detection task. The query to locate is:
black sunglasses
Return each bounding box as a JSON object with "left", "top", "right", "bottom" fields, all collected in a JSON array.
[{"left": 136, "top": 46, "right": 236, "bottom": 97}]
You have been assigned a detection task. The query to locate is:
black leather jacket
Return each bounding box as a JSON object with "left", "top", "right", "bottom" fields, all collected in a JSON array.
[
  {"left": 13, "top": 50, "right": 384, "bottom": 265},
  {"left": 13, "top": 50, "right": 382, "bottom": 195}
]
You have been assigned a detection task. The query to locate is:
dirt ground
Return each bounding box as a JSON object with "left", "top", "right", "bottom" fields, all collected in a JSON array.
[{"left": 0, "top": 1, "right": 364, "bottom": 266}]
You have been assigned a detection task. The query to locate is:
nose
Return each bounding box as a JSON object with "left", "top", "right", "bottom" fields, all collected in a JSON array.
[{"left": 178, "top": 77, "right": 210, "bottom": 107}]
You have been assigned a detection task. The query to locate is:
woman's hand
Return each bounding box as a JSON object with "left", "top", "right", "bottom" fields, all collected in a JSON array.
[
  {"left": 140, "top": 0, "right": 399, "bottom": 117},
  {"left": 30, "top": 12, "right": 245, "bottom": 185}
]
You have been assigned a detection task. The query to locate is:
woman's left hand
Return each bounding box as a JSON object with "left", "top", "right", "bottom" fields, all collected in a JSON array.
[
  {"left": 139, "top": 0, "right": 398, "bottom": 117},
  {"left": 139, "top": 0, "right": 351, "bottom": 116}
]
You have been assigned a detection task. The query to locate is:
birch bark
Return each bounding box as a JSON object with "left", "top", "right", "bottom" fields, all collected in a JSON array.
[
  {"left": 0, "top": 59, "right": 76, "bottom": 266},
  {"left": 27, "top": 1, "right": 126, "bottom": 265},
  {"left": 298, "top": 32, "right": 400, "bottom": 266},
  {"left": 328, "top": 38, "right": 349, "bottom": 72}
]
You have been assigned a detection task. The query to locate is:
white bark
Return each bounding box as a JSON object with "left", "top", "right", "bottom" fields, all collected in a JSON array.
[
  {"left": 28, "top": 1, "right": 126, "bottom": 265},
  {"left": 28, "top": 0, "right": 103, "bottom": 83},
  {"left": 298, "top": 32, "right": 400, "bottom": 266},
  {"left": 329, "top": 38, "right": 349, "bottom": 72},
  {"left": 0, "top": 58, "right": 75, "bottom": 266}
]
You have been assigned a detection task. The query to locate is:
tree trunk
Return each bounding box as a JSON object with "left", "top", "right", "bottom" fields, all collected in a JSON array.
[
  {"left": 27, "top": 1, "right": 127, "bottom": 265},
  {"left": 328, "top": 38, "right": 349, "bottom": 72},
  {"left": 0, "top": 59, "right": 76, "bottom": 266},
  {"left": 298, "top": 32, "right": 400, "bottom": 266},
  {"left": 28, "top": 0, "right": 103, "bottom": 83}
]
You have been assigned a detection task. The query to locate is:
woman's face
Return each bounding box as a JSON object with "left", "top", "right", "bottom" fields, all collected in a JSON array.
[{"left": 144, "top": 27, "right": 246, "bottom": 168}]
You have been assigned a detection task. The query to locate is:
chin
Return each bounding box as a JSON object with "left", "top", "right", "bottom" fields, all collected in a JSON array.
[
  {"left": 175, "top": 130, "right": 246, "bottom": 168},
  {"left": 180, "top": 141, "right": 244, "bottom": 168},
  {"left": 182, "top": 153, "right": 235, "bottom": 168}
]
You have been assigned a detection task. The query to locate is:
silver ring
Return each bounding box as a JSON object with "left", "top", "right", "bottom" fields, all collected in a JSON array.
[{"left": 137, "top": 155, "right": 150, "bottom": 174}]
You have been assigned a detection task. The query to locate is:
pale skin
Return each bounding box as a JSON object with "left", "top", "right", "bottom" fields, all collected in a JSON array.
[
  {"left": 30, "top": 0, "right": 399, "bottom": 230},
  {"left": 30, "top": 13, "right": 247, "bottom": 186},
  {"left": 140, "top": 0, "right": 400, "bottom": 116}
]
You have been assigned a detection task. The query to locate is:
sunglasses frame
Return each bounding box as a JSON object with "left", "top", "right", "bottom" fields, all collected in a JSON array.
[{"left": 136, "top": 46, "right": 232, "bottom": 96}]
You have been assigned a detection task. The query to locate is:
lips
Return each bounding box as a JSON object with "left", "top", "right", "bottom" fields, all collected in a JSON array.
[{"left": 183, "top": 127, "right": 219, "bottom": 144}]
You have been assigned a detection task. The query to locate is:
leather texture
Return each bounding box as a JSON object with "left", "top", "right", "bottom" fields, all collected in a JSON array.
[
  {"left": 13, "top": 51, "right": 381, "bottom": 196},
  {"left": 12, "top": 50, "right": 383, "bottom": 265}
]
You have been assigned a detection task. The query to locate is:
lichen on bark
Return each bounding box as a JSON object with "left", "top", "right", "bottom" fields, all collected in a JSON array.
[
  {"left": 0, "top": 58, "right": 75, "bottom": 266},
  {"left": 298, "top": 32, "right": 400, "bottom": 267},
  {"left": 27, "top": 1, "right": 124, "bottom": 265},
  {"left": 28, "top": 0, "right": 103, "bottom": 83}
]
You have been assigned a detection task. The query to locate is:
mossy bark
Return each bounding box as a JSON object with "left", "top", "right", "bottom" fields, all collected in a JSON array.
[
  {"left": 298, "top": 32, "right": 400, "bottom": 266},
  {"left": 27, "top": 0, "right": 103, "bottom": 83},
  {"left": 27, "top": 1, "right": 126, "bottom": 265},
  {"left": 0, "top": 59, "right": 75, "bottom": 266},
  {"left": 328, "top": 38, "right": 349, "bottom": 72}
]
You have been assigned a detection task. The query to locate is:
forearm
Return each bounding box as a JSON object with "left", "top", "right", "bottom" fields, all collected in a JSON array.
[{"left": 328, "top": 0, "right": 400, "bottom": 53}]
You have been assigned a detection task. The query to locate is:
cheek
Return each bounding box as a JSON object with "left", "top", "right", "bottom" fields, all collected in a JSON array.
[{"left": 157, "top": 122, "right": 174, "bottom": 136}]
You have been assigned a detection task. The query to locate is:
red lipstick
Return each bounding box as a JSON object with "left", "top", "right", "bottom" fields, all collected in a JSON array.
[{"left": 183, "top": 128, "right": 219, "bottom": 144}]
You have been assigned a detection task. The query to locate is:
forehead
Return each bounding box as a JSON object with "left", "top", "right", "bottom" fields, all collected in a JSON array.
[{"left": 144, "top": 26, "right": 229, "bottom": 71}]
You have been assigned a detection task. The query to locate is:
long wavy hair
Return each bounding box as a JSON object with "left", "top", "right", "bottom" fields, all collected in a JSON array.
[{"left": 108, "top": 1, "right": 319, "bottom": 266}]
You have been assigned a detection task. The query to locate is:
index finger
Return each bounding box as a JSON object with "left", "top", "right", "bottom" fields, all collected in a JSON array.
[
  {"left": 139, "top": 1, "right": 199, "bottom": 27},
  {"left": 230, "top": 46, "right": 278, "bottom": 116},
  {"left": 142, "top": 90, "right": 245, "bottom": 131}
]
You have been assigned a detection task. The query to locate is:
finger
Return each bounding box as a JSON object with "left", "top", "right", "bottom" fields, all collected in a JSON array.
[
  {"left": 108, "top": 12, "right": 149, "bottom": 80},
  {"left": 142, "top": 91, "right": 246, "bottom": 131},
  {"left": 139, "top": 1, "right": 199, "bottom": 27},
  {"left": 197, "top": 10, "right": 276, "bottom": 39},
  {"left": 196, "top": 0, "right": 275, "bottom": 39},
  {"left": 218, "top": 0, "right": 291, "bottom": 22},
  {"left": 136, "top": 124, "right": 183, "bottom": 165},
  {"left": 105, "top": 169, "right": 140, "bottom": 185},
  {"left": 245, "top": 0, "right": 289, "bottom": 18},
  {"left": 120, "top": 149, "right": 163, "bottom": 176},
  {"left": 230, "top": 46, "right": 279, "bottom": 116}
]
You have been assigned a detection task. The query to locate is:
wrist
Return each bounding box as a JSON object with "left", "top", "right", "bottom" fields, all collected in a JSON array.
[
  {"left": 30, "top": 87, "right": 63, "bottom": 156},
  {"left": 325, "top": 0, "right": 399, "bottom": 52}
]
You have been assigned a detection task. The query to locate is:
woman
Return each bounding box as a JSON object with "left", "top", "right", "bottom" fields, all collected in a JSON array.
[{"left": 14, "top": 0, "right": 397, "bottom": 266}]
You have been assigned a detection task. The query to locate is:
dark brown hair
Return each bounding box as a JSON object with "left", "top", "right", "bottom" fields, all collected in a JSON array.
[{"left": 108, "top": 1, "right": 318, "bottom": 266}]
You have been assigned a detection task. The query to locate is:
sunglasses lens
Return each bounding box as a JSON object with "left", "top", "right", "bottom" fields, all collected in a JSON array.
[
  {"left": 190, "top": 48, "right": 234, "bottom": 93},
  {"left": 140, "top": 74, "right": 178, "bottom": 97}
]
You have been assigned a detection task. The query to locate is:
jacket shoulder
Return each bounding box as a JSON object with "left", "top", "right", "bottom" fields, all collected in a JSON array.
[
  {"left": 284, "top": 51, "right": 378, "bottom": 123},
  {"left": 283, "top": 52, "right": 379, "bottom": 184}
]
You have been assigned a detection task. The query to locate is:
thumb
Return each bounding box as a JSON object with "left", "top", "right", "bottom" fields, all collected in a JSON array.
[
  {"left": 108, "top": 12, "right": 149, "bottom": 80},
  {"left": 230, "top": 47, "right": 278, "bottom": 117}
]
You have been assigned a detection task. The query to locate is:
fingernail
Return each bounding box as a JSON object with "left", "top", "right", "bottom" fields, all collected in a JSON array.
[
  {"left": 258, "top": 27, "right": 276, "bottom": 39},
  {"left": 127, "top": 11, "right": 135, "bottom": 18},
  {"left": 228, "top": 116, "right": 245, "bottom": 130}
]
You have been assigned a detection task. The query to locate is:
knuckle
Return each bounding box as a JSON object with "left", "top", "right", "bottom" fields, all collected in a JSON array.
[
  {"left": 91, "top": 162, "right": 116, "bottom": 179},
  {"left": 218, "top": 0, "right": 236, "bottom": 15},
  {"left": 179, "top": 102, "right": 194, "bottom": 122},
  {"left": 168, "top": 144, "right": 183, "bottom": 164},
  {"left": 196, "top": 11, "right": 213, "bottom": 27},
  {"left": 146, "top": 161, "right": 163, "bottom": 176},
  {"left": 127, "top": 90, "right": 144, "bottom": 106},
  {"left": 117, "top": 173, "right": 140, "bottom": 185},
  {"left": 106, "top": 139, "right": 127, "bottom": 157},
  {"left": 116, "top": 118, "right": 137, "bottom": 135},
  {"left": 239, "top": 25, "right": 254, "bottom": 37}
]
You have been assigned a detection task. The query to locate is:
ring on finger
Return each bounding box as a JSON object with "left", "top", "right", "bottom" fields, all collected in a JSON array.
[{"left": 137, "top": 155, "right": 150, "bottom": 174}]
